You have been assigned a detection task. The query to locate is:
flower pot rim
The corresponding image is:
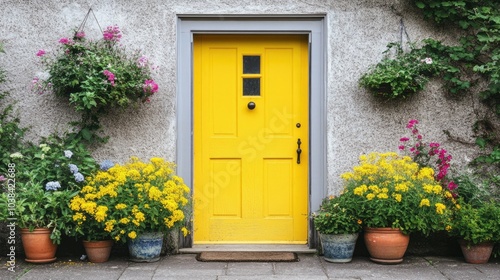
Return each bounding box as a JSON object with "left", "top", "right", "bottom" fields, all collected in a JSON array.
[
  {"left": 458, "top": 239, "right": 494, "bottom": 246},
  {"left": 83, "top": 239, "right": 114, "bottom": 243},
  {"left": 364, "top": 227, "right": 402, "bottom": 231},
  {"left": 20, "top": 227, "right": 53, "bottom": 233}
]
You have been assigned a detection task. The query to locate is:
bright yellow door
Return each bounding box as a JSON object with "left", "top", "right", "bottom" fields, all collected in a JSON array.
[{"left": 193, "top": 34, "right": 308, "bottom": 243}]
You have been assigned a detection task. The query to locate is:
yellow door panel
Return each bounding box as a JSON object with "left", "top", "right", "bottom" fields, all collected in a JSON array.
[{"left": 194, "top": 34, "right": 308, "bottom": 243}]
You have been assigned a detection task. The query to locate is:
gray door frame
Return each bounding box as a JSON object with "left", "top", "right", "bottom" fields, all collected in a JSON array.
[{"left": 176, "top": 15, "right": 327, "bottom": 247}]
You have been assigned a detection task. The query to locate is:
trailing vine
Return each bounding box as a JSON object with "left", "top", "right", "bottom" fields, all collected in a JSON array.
[{"left": 359, "top": 0, "right": 500, "bottom": 173}]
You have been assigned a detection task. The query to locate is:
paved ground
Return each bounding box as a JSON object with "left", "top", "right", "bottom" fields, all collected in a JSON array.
[{"left": 1, "top": 253, "right": 499, "bottom": 280}]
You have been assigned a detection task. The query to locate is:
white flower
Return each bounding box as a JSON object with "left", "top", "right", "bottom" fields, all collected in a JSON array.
[
  {"left": 45, "top": 181, "right": 61, "bottom": 191},
  {"left": 64, "top": 150, "right": 73, "bottom": 158},
  {"left": 39, "top": 143, "right": 50, "bottom": 153},
  {"left": 421, "top": 57, "right": 433, "bottom": 64},
  {"left": 69, "top": 164, "right": 79, "bottom": 174},
  {"left": 74, "top": 172, "right": 85, "bottom": 183},
  {"left": 9, "top": 152, "right": 23, "bottom": 159}
]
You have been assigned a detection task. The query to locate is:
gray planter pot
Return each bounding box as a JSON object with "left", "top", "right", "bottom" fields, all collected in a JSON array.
[{"left": 319, "top": 233, "right": 359, "bottom": 263}]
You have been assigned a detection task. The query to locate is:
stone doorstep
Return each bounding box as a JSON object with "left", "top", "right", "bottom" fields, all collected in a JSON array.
[{"left": 179, "top": 244, "right": 317, "bottom": 254}]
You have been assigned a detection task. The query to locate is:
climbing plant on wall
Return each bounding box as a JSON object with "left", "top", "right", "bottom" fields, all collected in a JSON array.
[{"left": 359, "top": 0, "right": 500, "bottom": 168}]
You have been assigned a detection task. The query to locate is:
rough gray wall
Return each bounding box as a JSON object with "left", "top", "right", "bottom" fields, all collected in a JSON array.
[{"left": 0, "top": 0, "right": 488, "bottom": 197}]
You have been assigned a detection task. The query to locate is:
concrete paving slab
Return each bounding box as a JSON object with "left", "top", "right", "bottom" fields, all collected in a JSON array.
[
  {"left": 1, "top": 253, "right": 499, "bottom": 280},
  {"left": 226, "top": 262, "right": 274, "bottom": 275},
  {"left": 152, "top": 253, "right": 226, "bottom": 277},
  {"left": 274, "top": 254, "right": 326, "bottom": 276},
  {"left": 424, "top": 256, "right": 500, "bottom": 280}
]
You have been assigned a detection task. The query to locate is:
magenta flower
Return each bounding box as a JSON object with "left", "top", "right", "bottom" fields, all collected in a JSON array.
[
  {"left": 406, "top": 119, "right": 419, "bottom": 129},
  {"left": 137, "top": 56, "right": 148, "bottom": 67},
  {"left": 103, "top": 70, "right": 116, "bottom": 86},
  {"left": 59, "top": 37, "right": 72, "bottom": 45},
  {"left": 143, "top": 79, "right": 159, "bottom": 94},
  {"left": 75, "top": 31, "right": 86, "bottom": 39},
  {"left": 429, "top": 142, "right": 440, "bottom": 148},
  {"left": 398, "top": 145, "right": 405, "bottom": 150},
  {"left": 400, "top": 137, "right": 410, "bottom": 142},
  {"left": 103, "top": 25, "right": 122, "bottom": 42},
  {"left": 447, "top": 181, "right": 458, "bottom": 191},
  {"left": 36, "top": 49, "right": 46, "bottom": 57}
]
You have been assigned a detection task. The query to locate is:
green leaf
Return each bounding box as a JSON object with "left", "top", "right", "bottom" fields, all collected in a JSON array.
[
  {"left": 415, "top": 2, "right": 425, "bottom": 9},
  {"left": 475, "top": 137, "right": 487, "bottom": 149},
  {"left": 80, "top": 128, "right": 92, "bottom": 141}
]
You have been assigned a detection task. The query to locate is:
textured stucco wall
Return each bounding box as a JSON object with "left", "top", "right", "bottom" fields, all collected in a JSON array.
[{"left": 0, "top": 0, "right": 487, "bottom": 196}]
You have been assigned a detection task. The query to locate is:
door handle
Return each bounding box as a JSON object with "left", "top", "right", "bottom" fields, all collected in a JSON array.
[{"left": 296, "top": 138, "right": 302, "bottom": 164}]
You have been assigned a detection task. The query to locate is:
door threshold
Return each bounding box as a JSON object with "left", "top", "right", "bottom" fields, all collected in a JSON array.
[{"left": 179, "top": 244, "right": 317, "bottom": 254}]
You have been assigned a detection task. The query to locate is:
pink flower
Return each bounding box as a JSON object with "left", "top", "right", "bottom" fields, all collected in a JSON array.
[
  {"left": 103, "top": 25, "right": 122, "bottom": 42},
  {"left": 448, "top": 181, "right": 458, "bottom": 191},
  {"left": 429, "top": 142, "right": 440, "bottom": 148},
  {"left": 143, "top": 79, "right": 159, "bottom": 94},
  {"left": 137, "top": 56, "right": 148, "bottom": 67},
  {"left": 36, "top": 49, "right": 46, "bottom": 57},
  {"left": 398, "top": 145, "right": 405, "bottom": 150},
  {"left": 406, "top": 119, "right": 419, "bottom": 129},
  {"left": 399, "top": 137, "right": 410, "bottom": 142},
  {"left": 103, "top": 70, "right": 116, "bottom": 86},
  {"left": 75, "top": 31, "right": 85, "bottom": 39},
  {"left": 59, "top": 37, "right": 72, "bottom": 45}
]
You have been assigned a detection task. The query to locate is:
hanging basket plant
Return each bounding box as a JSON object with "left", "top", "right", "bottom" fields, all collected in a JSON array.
[
  {"left": 32, "top": 10, "right": 158, "bottom": 129},
  {"left": 359, "top": 42, "right": 441, "bottom": 99}
]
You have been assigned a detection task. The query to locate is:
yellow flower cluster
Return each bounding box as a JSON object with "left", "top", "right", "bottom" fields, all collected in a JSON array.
[
  {"left": 69, "top": 157, "right": 191, "bottom": 242},
  {"left": 341, "top": 152, "right": 456, "bottom": 235}
]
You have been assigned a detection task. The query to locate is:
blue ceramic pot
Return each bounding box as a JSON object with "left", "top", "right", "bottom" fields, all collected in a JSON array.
[
  {"left": 319, "top": 233, "right": 359, "bottom": 263},
  {"left": 128, "top": 232, "right": 164, "bottom": 262}
]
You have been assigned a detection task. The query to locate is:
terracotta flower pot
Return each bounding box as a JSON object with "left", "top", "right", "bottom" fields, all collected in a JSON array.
[
  {"left": 363, "top": 227, "right": 410, "bottom": 264},
  {"left": 458, "top": 239, "right": 494, "bottom": 264},
  {"left": 83, "top": 240, "right": 114, "bottom": 263},
  {"left": 20, "top": 228, "right": 57, "bottom": 263}
]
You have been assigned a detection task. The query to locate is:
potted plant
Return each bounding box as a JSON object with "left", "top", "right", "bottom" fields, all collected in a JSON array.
[
  {"left": 313, "top": 194, "right": 362, "bottom": 263},
  {"left": 32, "top": 25, "right": 159, "bottom": 132},
  {"left": 448, "top": 173, "right": 500, "bottom": 263},
  {"left": 0, "top": 134, "right": 97, "bottom": 263},
  {"left": 69, "top": 157, "right": 191, "bottom": 262},
  {"left": 359, "top": 42, "right": 441, "bottom": 99},
  {"left": 450, "top": 202, "right": 500, "bottom": 264},
  {"left": 340, "top": 151, "right": 457, "bottom": 264}
]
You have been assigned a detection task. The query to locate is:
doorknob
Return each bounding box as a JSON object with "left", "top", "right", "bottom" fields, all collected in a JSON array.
[
  {"left": 247, "top": 101, "right": 256, "bottom": 110},
  {"left": 296, "top": 138, "right": 302, "bottom": 164}
]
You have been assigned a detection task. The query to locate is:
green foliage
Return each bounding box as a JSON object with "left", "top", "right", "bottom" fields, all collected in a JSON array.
[
  {"left": 33, "top": 26, "right": 159, "bottom": 131},
  {"left": 11, "top": 134, "right": 98, "bottom": 191},
  {"left": 1, "top": 133, "right": 98, "bottom": 244},
  {"left": 0, "top": 182, "right": 77, "bottom": 244},
  {"left": 313, "top": 195, "right": 362, "bottom": 235},
  {"left": 452, "top": 174, "right": 492, "bottom": 206},
  {"left": 359, "top": 42, "right": 442, "bottom": 99},
  {"left": 449, "top": 201, "right": 500, "bottom": 244}
]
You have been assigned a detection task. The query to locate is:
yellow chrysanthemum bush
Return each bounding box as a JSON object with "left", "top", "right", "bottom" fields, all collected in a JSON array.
[
  {"left": 340, "top": 152, "right": 458, "bottom": 235},
  {"left": 69, "top": 157, "right": 191, "bottom": 242}
]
